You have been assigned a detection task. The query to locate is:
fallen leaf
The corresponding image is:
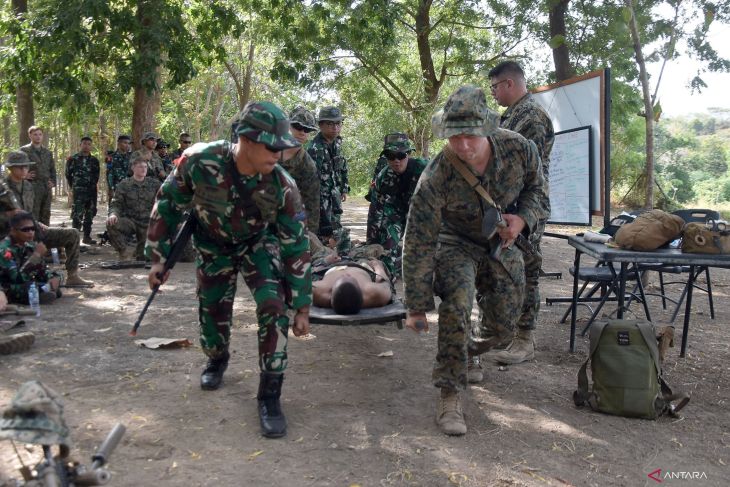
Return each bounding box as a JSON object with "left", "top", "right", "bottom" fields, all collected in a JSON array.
[
  {"left": 377, "top": 350, "right": 394, "bottom": 357},
  {"left": 247, "top": 450, "right": 264, "bottom": 461},
  {"left": 134, "top": 337, "right": 192, "bottom": 349}
]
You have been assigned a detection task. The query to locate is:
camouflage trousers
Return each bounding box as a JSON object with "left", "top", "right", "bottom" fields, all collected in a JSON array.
[
  {"left": 194, "top": 233, "right": 291, "bottom": 372},
  {"left": 32, "top": 180, "right": 53, "bottom": 226},
  {"left": 365, "top": 198, "right": 384, "bottom": 243},
  {"left": 70, "top": 191, "right": 97, "bottom": 236},
  {"left": 371, "top": 217, "right": 404, "bottom": 278},
  {"left": 318, "top": 191, "right": 350, "bottom": 254},
  {"left": 107, "top": 218, "right": 148, "bottom": 260},
  {"left": 41, "top": 227, "right": 81, "bottom": 272},
  {"left": 433, "top": 241, "right": 525, "bottom": 390},
  {"left": 475, "top": 219, "right": 545, "bottom": 337}
]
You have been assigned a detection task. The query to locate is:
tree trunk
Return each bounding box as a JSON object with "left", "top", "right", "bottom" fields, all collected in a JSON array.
[
  {"left": 12, "top": 0, "right": 33, "bottom": 144},
  {"left": 241, "top": 40, "right": 255, "bottom": 110},
  {"left": 131, "top": 0, "right": 162, "bottom": 149},
  {"left": 2, "top": 115, "right": 10, "bottom": 148},
  {"left": 549, "top": 0, "right": 575, "bottom": 82},
  {"left": 626, "top": 0, "right": 654, "bottom": 209},
  {"left": 414, "top": 0, "right": 441, "bottom": 156}
]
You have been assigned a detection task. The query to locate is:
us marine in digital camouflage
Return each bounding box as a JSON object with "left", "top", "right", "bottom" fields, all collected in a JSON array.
[
  {"left": 307, "top": 106, "right": 350, "bottom": 253},
  {"left": 279, "top": 106, "right": 321, "bottom": 234},
  {"left": 366, "top": 133, "right": 427, "bottom": 278},
  {"left": 402, "top": 85, "right": 547, "bottom": 436},
  {"left": 20, "top": 125, "right": 57, "bottom": 226},
  {"left": 130, "top": 132, "right": 166, "bottom": 182},
  {"left": 145, "top": 101, "right": 311, "bottom": 439}
]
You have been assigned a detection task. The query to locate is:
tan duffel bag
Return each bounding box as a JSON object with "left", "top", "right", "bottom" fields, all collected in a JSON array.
[{"left": 614, "top": 210, "right": 684, "bottom": 251}]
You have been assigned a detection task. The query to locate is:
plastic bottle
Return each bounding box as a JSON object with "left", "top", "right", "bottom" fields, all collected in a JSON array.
[
  {"left": 51, "top": 248, "right": 60, "bottom": 265},
  {"left": 28, "top": 281, "right": 40, "bottom": 317}
]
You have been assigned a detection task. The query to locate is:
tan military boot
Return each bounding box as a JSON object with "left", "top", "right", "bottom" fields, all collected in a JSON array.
[
  {"left": 436, "top": 388, "right": 467, "bottom": 436},
  {"left": 467, "top": 355, "right": 483, "bottom": 383},
  {"left": 66, "top": 269, "right": 94, "bottom": 287},
  {"left": 494, "top": 329, "right": 535, "bottom": 365}
]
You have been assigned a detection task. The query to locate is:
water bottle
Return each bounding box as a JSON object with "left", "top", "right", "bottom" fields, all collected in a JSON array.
[
  {"left": 28, "top": 282, "right": 40, "bottom": 317},
  {"left": 51, "top": 248, "right": 60, "bottom": 265}
]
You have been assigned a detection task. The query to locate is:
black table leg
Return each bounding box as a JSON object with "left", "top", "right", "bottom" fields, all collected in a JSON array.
[
  {"left": 569, "top": 249, "right": 582, "bottom": 353},
  {"left": 680, "top": 265, "right": 697, "bottom": 358},
  {"left": 617, "top": 262, "right": 627, "bottom": 319}
]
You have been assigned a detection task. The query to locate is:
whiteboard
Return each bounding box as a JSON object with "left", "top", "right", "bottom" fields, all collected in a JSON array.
[
  {"left": 548, "top": 127, "right": 592, "bottom": 225},
  {"left": 532, "top": 70, "right": 607, "bottom": 215}
]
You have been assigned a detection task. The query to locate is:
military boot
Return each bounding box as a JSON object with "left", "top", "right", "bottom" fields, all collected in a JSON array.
[
  {"left": 467, "top": 355, "right": 483, "bottom": 384},
  {"left": 82, "top": 234, "right": 97, "bottom": 245},
  {"left": 200, "top": 351, "right": 229, "bottom": 390},
  {"left": 257, "top": 372, "right": 287, "bottom": 438},
  {"left": 436, "top": 388, "right": 466, "bottom": 436},
  {"left": 66, "top": 269, "right": 94, "bottom": 287},
  {"left": 0, "top": 332, "right": 35, "bottom": 355},
  {"left": 494, "top": 329, "right": 535, "bottom": 365}
]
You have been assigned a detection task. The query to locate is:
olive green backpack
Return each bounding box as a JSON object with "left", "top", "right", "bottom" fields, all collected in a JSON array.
[{"left": 573, "top": 319, "right": 689, "bottom": 419}]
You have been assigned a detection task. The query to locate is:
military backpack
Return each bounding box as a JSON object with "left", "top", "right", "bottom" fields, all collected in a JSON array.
[{"left": 573, "top": 319, "right": 689, "bottom": 419}]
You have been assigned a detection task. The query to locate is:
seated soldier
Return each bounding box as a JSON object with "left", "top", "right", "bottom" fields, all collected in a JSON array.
[
  {"left": 0, "top": 211, "right": 61, "bottom": 304},
  {"left": 106, "top": 156, "right": 161, "bottom": 260},
  {"left": 4, "top": 151, "right": 93, "bottom": 286}
]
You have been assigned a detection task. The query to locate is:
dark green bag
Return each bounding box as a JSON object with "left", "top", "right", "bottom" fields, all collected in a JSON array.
[{"left": 573, "top": 319, "right": 689, "bottom": 419}]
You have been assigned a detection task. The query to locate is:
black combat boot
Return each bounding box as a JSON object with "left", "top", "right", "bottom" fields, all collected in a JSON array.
[
  {"left": 200, "top": 351, "right": 229, "bottom": 390},
  {"left": 257, "top": 372, "right": 286, "bottom": 438}
]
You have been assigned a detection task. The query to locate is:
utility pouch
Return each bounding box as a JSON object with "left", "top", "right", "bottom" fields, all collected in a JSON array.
[
  {"left": 481, "top": 206, "right": 503, "bottom": 240},
  {"left": 682, "top": 221, "right": 730, "bottom": 254}
]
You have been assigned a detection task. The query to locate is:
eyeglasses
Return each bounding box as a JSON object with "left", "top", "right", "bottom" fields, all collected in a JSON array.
[
  {"left": 17, "top": 226, "right": 36, "bottom": 233},
  {"left": 291, "top": 123, "right": 316, "bottom": 133},
  {"left": 490, "top": 79, "right": 510, "bottom": 92},
  {"left": 385, "top": 151, "right": 408, "bottom": 161}
]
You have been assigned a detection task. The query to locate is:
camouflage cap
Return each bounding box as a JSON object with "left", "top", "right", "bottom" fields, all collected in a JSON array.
[
  {"left": 289, "top": 106, "right": 317, "bottom": 130},
  {"left": 0, "top": 381, "right": 71, "bottom": 447},
  {"left": 4, "top": 151, "right": 35, "bottom": 167},
  {"left": 383, "top": 133, "right": 413, "bottom": 152},
  {"left": 235, "top": 101, "right": 300, "bottom": 151},
  {"left": 431, "top": 85, "right": 499, "bottom": 139},
  {"left": 142, "top": 132, "right": 157, "bottom": 141},
  {"left": 317, "top": 106, "right": 344, "bottom": 123}
]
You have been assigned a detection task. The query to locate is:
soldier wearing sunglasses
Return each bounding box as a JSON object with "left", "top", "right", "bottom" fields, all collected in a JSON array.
[
  {"left": 366, "top": 133, "right": 427, "bottom": 277},
  {"left": 307, "top": 106, "right": 350, "bottom": 253},
  {"left": 172, "top": 132, "right": 193, "bottom": 160},
  {"left": 146, "top": 101, "right": 312, "bottom": 439},
  {"left": 278, "top": 106, "right": 320, "bottom": 234}
]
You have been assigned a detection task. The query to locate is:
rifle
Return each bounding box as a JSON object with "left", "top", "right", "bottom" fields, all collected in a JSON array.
[{"left": 129, "top": 212, "right": 197, "bottom": 336}]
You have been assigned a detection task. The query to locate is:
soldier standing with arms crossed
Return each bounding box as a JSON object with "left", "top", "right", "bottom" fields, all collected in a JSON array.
[
  {"left": 402, "top": 85, "right": 547, "bottom": 435},
  {"left": 20, "top": 126, "right": 57, "bottom": 226},
  {"left": 65, "top": 137, "right": 100, "bottom": 245},
  {"left": 145, "top": 102, "right": 311, "bottom": 438}
]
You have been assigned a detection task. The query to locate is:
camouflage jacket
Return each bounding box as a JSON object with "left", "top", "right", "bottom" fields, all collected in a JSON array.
[
  {"left": 130, "top": 148, "right": 166, "bottom": 181},
  {"left": 372, "top": 157, "right": 428, "bottom": 227},
  {"left": 146, "top": 140, "right": 312, "bottom": 310},
  {"left": 160, "top": 154, "right": 173, "bottom": 175},
  {"left": 106, "top": 150, "right": 131, "bottom": 190},
  {"left": 306, "top": 133, "right": 349, "bottom": 196},
  {"left": 279, "top": 148, "right": 321, "bottom": 233},
  {"left": 20, "top": 144, "right": 57, "bottom": 186},
  {"left": 0, "top": 236, "right": 54, "bottom": 298},
  {"left": 402, "top": 129, "right": 547, "bottom": 312},
  {"left": 171, "top": 148, "right": 184, "bottom": 160},
  {"left": 501, "top": 93, "right": 554, "bottom": 182},
  {"left": 65, "top": 153, "right": 100, "bottom": 193},
  {"left": 6, "top": 178, "right": 34, "bottom": 212},
  {"left": 365, "top": 153, "right": 388, "bottom": 202},
  {"left": 109, "top": 176, "right": 161, "bottom": 226},
  {"left": 0, "top": 179, "right": 23, "bottom": 240}
]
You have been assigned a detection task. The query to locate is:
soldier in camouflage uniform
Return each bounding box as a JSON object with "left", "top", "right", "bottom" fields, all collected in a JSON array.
[
  {"left": 470, "top": 60, "right": 555, "bottom": 367},
  {"left": 156, "top": 138, "right": 174, "bottom": 175},
  {"left": 364, "top": 150, "right": 388, "bottom": 242},
  {"left": 130, "top": 132, "right": 166, "bottom": 182},
  {"left": 145, "top": 101, "right": 311, "bottom": 439},
  {"left": 105, "top": 135, "right": 132, "bottom": 201},
  {"left": 307, "top": 106, "right": 350, "bottom": 253},
  {"left": 107, "top": 157, "right": 161, "bottom": 261},
  {"left": 279, "top": 106, "right": 320, "bottom": 234},
  {"left": 20, "top": 126, "right": 57, "bottom": 226},
  {"left": 0, "top": 211, "right": 62, "bottom": 304},
  {"left": 366, "top": 133, "right": 427, "bottom": 278},
  {"left": 5, "top": 152, "right": 93, "bottom": 286},
  {"left": 65, "top": 137, "right": 100, "bottom": 244},
  {"left": 402, "top": 85, "right": 547, "bottom": 435}
]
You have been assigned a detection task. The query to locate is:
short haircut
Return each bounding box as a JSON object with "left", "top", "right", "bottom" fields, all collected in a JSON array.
[
  {"left": 331, "top": 277, "right": 363, "bottom": 315},
  {"left": 10, "top": 211, "right": 35, "bottom": 229},
  {"left": 118, "top": 135, "right": 131, "bottom": 142},
  {"left": 488, "top": 61, "right": 525, "bottom": 81},
  {"left": 80, "top": 136, "right": 92, "bottom": 143},
  {"left": 130, "top": 156, "right": 147, "bottom": 166},
  {"left": 179, "top": 132, "right": 191, "bottom": 140},
  {"left": 27, "top": 126, "right": 42, "bottom": 135}
]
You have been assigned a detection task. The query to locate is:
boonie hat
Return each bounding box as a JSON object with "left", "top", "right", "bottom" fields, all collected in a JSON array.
[
  {"left": 0, "top": 381, "right": 70, "bottom": 448},
  {"left": 431, "top": 85, "right": 499, "bottom": 139},
  {"left": 235, "top": 101, "right": 301, "bottom": 151},
  {"left": 317, "top": 106, "right": 344, "bottom": 123},
  {"left": 142, "top": 132, "right": 157, "bottom": 141},
  {"left": 5, "top": 151, "right": 35, "bottom": 167},
  {"left": 289, "top": 106, "right": 317, "bottom": 130},
  {"left": 383, "top": 133, "right": 413, "bottom": 152}
]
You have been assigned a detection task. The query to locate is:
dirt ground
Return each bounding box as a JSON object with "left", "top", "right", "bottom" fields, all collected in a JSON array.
[{"left": 1, "top": 197, "right": 728, "bottom": 487}]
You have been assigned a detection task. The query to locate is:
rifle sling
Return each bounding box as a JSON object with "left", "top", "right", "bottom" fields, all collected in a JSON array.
[{"left": 442, "top": 145, "right": 499, "bottom": 209}]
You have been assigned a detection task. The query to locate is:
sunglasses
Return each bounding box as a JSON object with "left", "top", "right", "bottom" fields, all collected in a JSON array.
[
  {"left": 264, "top": 144, "right": 282, "bottom": 153},
  {"left": 180, "top": 140, "right": 192, "bottom": 144},
  {"left": 17, "top": 226, "right": 36, "bottom": 233},
  {"left": 385, "top": 151, "right": 408, "bottom": 161},
  {"left": 291, "top": 123, "right": 315, "bottom": 134}
]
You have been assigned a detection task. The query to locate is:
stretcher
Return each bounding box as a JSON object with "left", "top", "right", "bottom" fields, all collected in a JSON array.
[{"left": 309, "top": 301, "right": 406, "bottom": 328}]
